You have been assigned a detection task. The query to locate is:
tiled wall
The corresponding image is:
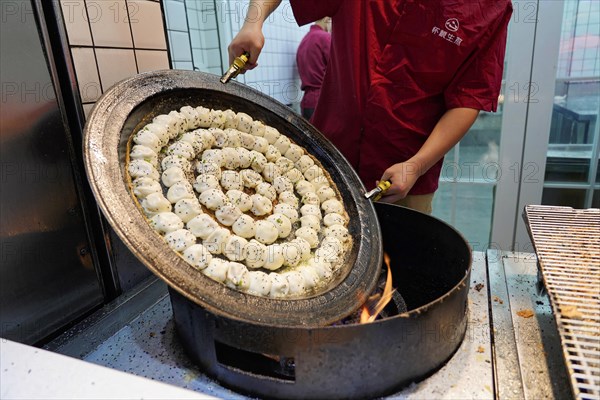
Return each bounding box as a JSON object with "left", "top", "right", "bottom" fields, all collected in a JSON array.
[
  {"left": 162, "top": 0, "right": 308, "bottom": 106},
  {"left": 59, "top": 0, "right": 170, "bottom": 117}
]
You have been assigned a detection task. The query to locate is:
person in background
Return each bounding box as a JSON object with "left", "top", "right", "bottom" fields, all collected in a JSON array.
[
  {"left": 229, "top": 1, "right": 512, "bottom": 214},
  {"left": 296, "top": 16, "right": 331, "bottom": 120}
]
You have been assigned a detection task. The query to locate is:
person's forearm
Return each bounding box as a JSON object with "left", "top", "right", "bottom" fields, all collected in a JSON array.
[
  {"left": 409, "top": 107, "right": 479, "bottom": 176},
  {"left": 244, "top": 0, "right": 283, "bottom": 28}
]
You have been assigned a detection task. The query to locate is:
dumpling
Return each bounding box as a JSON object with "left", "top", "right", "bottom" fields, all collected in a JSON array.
[
  {"left": 295, "top": 226, "right": 319, "bottom": 248},
  {"left": 182, "top": 244, "right": 212, "bottom": 270},
  {"left": 196, "top": 107, "right": 214, "bottom": 128},
  {"left": 222, "top": 109, "right": 237, "bottom": 129},
  {"left": 322, "top": 199, "right": 344, "bottom": 214},
  {"left": 220, "top": 170, "right": 243, "bottom": 191},
  {"left": 291, "top": 237, "right": 311, "bottom": 261},
  {"left": 162, "top": 166, "right": 187, "bottom": 187},
  {"left": 193, "top": 174, "right": 220, "bottom": 193},
  {"left": 164, "top": 229, "right": 196, "bottom": 252},
  {"left": 295, "top": 155, "right": 314, "bottom": 173},
  {"left": 255, "top": 182, "right": 277, "bottom": 201},
  {"left": 215, "top": 203, "right": 242, "bottom": 226},
  {"left": 240, "top": 132, "right": 255, "bottom": 150},
  {"left": 262, "top": 163, "right": 281, "bottom": 183},
  {"left": 273, "top": 203, "right": 299, "bottom": 223},
  {"left": 300, "top": 215, "right": 321, "bottom": 231},
  {"left": 166, "top": 141, "right": 195, "bottom": 159},
  {"left": 254, "top": 220, "right": 279, "bottom": 245},
  {"left": 273, "top": 176, "right": 293, "bottom": 194},
  {"left": 225, "top": 128, "right": 242, "bottom": 148},
  {"left": 210, "top": 128, "right": 227, "bottom": 148},
  {"left": 284, "top": 168, "right": 304, "bottom": 183},
  {"left": 128, "top": 159, "right": 159, "bottom": 180},
  {"left": 209, "top": 109, "right": 226, "bottom": 128},
  {"left": 275, "top": 157, "right": 294, "bottom": 173},
  {"left": 267, "top": 213, "right": 292, "bottom": 238},
  {"left": 307, "top": 257, "right": 333, "bottom": 280},
  {"left": 179, "top": 132, "right": 203, "bottom": 155},
  {"left": 295, "top": 180, "right": 314, "bottom": 197},
  {"left": 132, "top": 177, "right": 162, "bottom": 198},
  {"left": 314, "top": 237, "right": 344, "bottom": 264},
  {"left": 132, "top": 129, "right": 160, "bottom": 152},
  {"left": 323, "top": 213, "right": 347, "bottom": 227},
  {"left": 278, "top": 191, "right": 299, "bottom": 207},
  {"left": 298, "top": 266, "right": 320, "bottom": 290},
  {"left": 281, "top": 242, "right": 302, "bottom": 267},
  {"left": 250, "top": 120, "right": 266, "bottom": 137},
  {"left": 138, "top": 123, "right": 169, "bottom": 146},
  {"left": 265, "top": 145, "right": 281, "bottom": 162},
  {"left": 195, "top": 161, "right": 221, "bottom": 179},
  {"left": 240, "top": 169, "right": 262, "bottom": 188},
  {"left": 263, "top": 244, "right": 285, "bottom": 271},
  {"left": 283, "top": 271, "right": 306, "bottom": 295},
  {"left": 198, "top": 128, "right": 216, "bottom": 147},
  {"left": 250, "top": 194, "right": 272, "bottom": 216},
  {"left": 245, "top": 239, "right": 267, "bottom": 268},
  {"left": 304, "top": 165, "right": 324, "bottom": 181},
  {"left": 301, "top": 191, "right": 320, "bottom": 206},
  {"left": 263, "top": 126, "right": 280, "bottom": 144},
  {"left": 150, "top": 212, "right": 183, "bottom": 234},
  {"left": 273, "top": 135, "right": 291, "bottom": 154},
  {"left": 237, "top": 147, "right": 252, "bottom": 168},
  {"left": 300, "top": 204, "right": 321, "bottom": 219},
  {"left": 223, "top": 235, "right": 248, "bottom": 261},
  {"left": 166, "top": 181, "right": 195, "bottom": 203},
  {"left": 199, "top": 188, "right": 228, "bottom": 210},
  {"left": 177, "top": 106, "right": 198, "bottom": 129},
  {"left": 232, "top": 214, "right": 256, "bottom": 239},
  {"left": 324, "top": 224, "right": 351, "bottom": 244},
  {"left": 174, "top": 198, "right": 202, "bottom": 223},
  {"left": 235, "top": 112, "right": 253, "bottom": 133},
  {"left": 202, "top": 149, "right": 224, "bottom": 167},
  {"left": 169, "top": 110, "right": 188, "bottom": 133},
  {"left": 226, "top": 190, "right": 252, "bottom": 212},
  {"left": 203, "top": 258, "right": 229, "bottom": 283},
  {"left": 130, "top": 145, "right": 158, "bottom": 166},
  {"left": 269, "top": 272, "right": 289, "bottom": 297},
  {"left": 249, "top": 150, "right": 267, "bottom": 172},
  {"left": 162, "top": 155, "right": 192, "bottom": 172},
  {"left": 204, "top": 227, "right": 231, "bottom": 254},
  {"left": 141, "top": 192, "right": 171, "bottom": 215},
  {"left": 252, "top": 136, "right": 269, "bottom": 153},
  {"left": 317, "top": 186, "right": 336, "bottom": 202},
  {"left": 225, "top": 262, "right": 250, "bottom": 290},
  {"left": 284, "top": 144, "right": 303, "bottom": 162},
  {"left": 246, "top": 271, "right": 272, "bottom": 296},
  {"left": 187, "top": 214, "right": 219, "bottom": 239}
]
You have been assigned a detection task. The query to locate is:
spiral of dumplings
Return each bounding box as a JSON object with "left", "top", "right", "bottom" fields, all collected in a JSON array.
[{"left": 128, "top": 106, "right": 352, "bottom": 298}]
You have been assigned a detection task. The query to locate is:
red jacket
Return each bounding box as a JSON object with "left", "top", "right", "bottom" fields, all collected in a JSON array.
[
  {"left": 297, "top": 25, "right": 331, "bottom": 110},
  {"left": 290, "top": 0, "right": 512, "bottom": 194}
]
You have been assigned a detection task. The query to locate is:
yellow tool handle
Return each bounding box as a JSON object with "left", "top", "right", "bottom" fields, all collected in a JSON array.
[
  {"left": 364, "top": 180, "right": 392, "bottom": 201},
  {"left": 220, "top": 52, "right": 250, "bottom": 84}
]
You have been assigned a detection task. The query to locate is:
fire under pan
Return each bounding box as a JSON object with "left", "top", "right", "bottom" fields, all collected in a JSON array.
[{"left": 524, "top": 205, "right": 600, "bottom": 400}]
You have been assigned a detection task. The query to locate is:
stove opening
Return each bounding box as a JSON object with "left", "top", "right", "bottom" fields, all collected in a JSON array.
[{"left": 214, "top": 340, "right": 296, "bottom": 382}]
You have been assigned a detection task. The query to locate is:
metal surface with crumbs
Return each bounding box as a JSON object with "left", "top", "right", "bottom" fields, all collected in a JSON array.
[{"left": 524, "top": 205, "right": 600, "bottom": 400}]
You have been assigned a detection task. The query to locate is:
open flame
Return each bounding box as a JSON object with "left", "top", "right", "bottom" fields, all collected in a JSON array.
[{"left": 360, "top": 253, "right": 396, "bottom": 323}]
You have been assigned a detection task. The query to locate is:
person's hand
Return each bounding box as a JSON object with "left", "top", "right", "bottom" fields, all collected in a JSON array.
[
  {"left": 228, "top": 23, "right": 264, "bottom": 72},
  {"left": 377, "top": 162, "right": 422, "bottom": 203}
]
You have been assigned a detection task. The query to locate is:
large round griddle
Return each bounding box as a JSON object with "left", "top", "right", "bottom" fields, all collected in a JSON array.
[{"left": 83, "top": 70, "right": 382, "bottom": 327}]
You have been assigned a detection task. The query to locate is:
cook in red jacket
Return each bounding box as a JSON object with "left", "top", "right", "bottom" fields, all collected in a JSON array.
[
  {"left": 229, "top": 0, "right": 512, "bottom": 213},
  {"left": 296, "top": 17, "right": 331, "bottom": 120}
]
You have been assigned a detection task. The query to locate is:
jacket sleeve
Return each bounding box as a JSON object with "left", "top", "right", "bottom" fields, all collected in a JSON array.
[
  {"left": 290, "top": 0, "right": 342, "bottom": 26},
  {"left": 444, "top": 3, "right": 512, "bottom": 112}
]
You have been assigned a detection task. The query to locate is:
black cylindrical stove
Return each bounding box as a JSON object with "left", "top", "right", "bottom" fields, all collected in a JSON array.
[{"left": 170, "top": 202, "right": 472, "bottom": 399}]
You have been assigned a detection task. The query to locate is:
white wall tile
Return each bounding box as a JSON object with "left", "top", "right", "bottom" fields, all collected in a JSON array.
[
  {"left": 71, "top": 47, "right": 102, "bottom": 102},
  {"left": 168, "top": 30, "right": 192, "bottom": 61},
  {"left": 95, "top": 48, "right": 138, "bottom": 91},
  {"left": 174, "top": 61, "right": 194, "bottom": 70},
  {"left": 164, "top": 0, "right": 188, "bottom": 31},
  {"left": 87, "top": 0, "right": 133, "bottom": 47},
  {"left": 128, "top": 0, "right": 167, "bottom": 49},
  {"left": 60, "top": 0, "right": 92, "bottom": 46},
  {"left": 136, "top": 50, "right": 170, "bottom": 72}
]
